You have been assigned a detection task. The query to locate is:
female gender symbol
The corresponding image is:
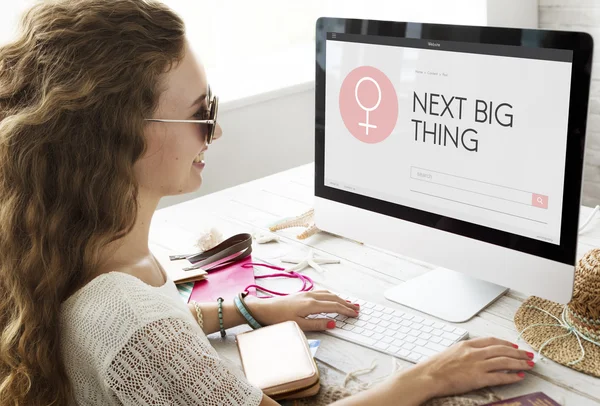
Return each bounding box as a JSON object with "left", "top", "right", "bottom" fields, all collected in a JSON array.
[
  {"left": 355, "top": 77, "right": 382, "bottom": 136},
  {"left": 339, "top": 66, "right": 398, "bottom": 144}
]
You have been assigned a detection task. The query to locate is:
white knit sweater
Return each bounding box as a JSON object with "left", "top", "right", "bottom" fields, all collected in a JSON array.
[{"left": 60, "top": 271, "right": 263, "bottom": 406}]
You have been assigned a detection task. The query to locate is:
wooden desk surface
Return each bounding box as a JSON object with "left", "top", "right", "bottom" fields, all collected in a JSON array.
[{"left": 150, "top": 163, "right": 600, "bottom": 405}]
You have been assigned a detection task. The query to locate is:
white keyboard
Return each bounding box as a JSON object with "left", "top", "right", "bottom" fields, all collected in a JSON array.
[{"left": 308, "top": 294, "right": 469, "bottom": 364}]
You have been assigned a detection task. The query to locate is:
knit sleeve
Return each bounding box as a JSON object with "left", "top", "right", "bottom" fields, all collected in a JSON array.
[{"left": 104, "top": 317, "right": 264, "bottom": 406}]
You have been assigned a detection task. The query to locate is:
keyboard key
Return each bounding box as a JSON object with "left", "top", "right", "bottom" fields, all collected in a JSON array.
[
  {"left": 375, "top": 326, "right": 386, "bottom": 334},
  {"left": 431, "top": 336, "right": 442, "bottom": 344},
  {"left": 346, "top": 318, "right": 357, "bottom": 325},
  {"left": 394, "top": 333, "right": 407, "bottom": 340},
  {"left": 413, "top": 346, "right": 437, "bottom": 357},
  {"left": 356, "top": 299, "right": 367, "bottom": 306},
  {"left": 400, "top": 327, "right": 411, "bottom": 334},
  {"left": 365, "top": 323, "right": 377, "bottom": 331},
  {"left": 391, "top": 317, "right": 402, "bottom": 324},
  {"left": 444, "top": 325, "right": 456, "bottom": 333},
  {"left": 397, "top": 348, "right": 410, "bottom": 357},
  {"left": 381, "top": 314, "right": 393, "bottom": 321},
  {"left": 379, "top": 321, "right": 391, "bottom": 328},
  {"left": 383, "top": 329, "right": 396, "bottom": 337},
  {"left": 415, "top": 339, "right": 427, "bottom": 347},
  {"left": 328, "top": 328, "right": 377, "bottom": 347},
  {"left": 364, "top": 302, "right": 376, "bottom": 309},
  {"left": 420, "top": 333, "right": 432, "bottom": 340},
  {"left": 353, "top": 327, "right": 364, "bottom": 334},
  {"left": 425, "top": 342, "right": 447, "bottom": 353},
  {"left": 422, "top": 320, "right": 435, "bottom": 327},
  {"left": 389, "top": 323, "right": 400, "bottom": 331},
  {"left": 454, "top": 328, "right": 467, "bottom": 336},
  {"left": 355, "top": 320, "right": 367, "bottom": 327},
  {"left": 362, "top": 308, "right": 374, "bottom": 315},
  {"left": 374, "top": 305, "right": 385, "bottom": 311},
  {"left": 360, "top": 315, "right": 372, "bottom": 322},
  {"left": 371, "top": 317, "right": 382, "bottom": 325},
  {"left": 408, "top": 330, "right": 420, "bottom": 337},
  {"left": 401, "top": 320, "right": 412, "bottom": 327},
  {"left": 363, "top": 330, "right": 374, "bottom": 337},
  {"left": 433, "top": 322, "right": 445, "bottom": 329},
  {"left": 443, "top": 332, "right": 460, "bottom": 341},
  {"left": 413, "top": 316, "right": 424, "bottom": 323},
  {"left": 402, "top": 314, "right": 414, "bottom": 321},
  {"left": 441, "top": 339, "right": 454, "bottom": 347},
  {"left": 375, "top": 342, "right": 390, "bottom": 351},
  {"left": 393, "top": 339, "right": 406, "bottom": 347},
  {"left": 403, "top": 342, "right": 415, "bottom": 350},
  {"left": 421, "top": 327, "right": 433, "bottom": 333},
  {"left": 372, "top": 333, "right": 384, "bottom": 341},
  {"left": 408, "top": 352, "right": 422, "bottom": 362},
  {"left": 326, "top": 313, "right": 338, "bottom": 319},
  {"left": 388, "top": 345, "right": 400, "bottom": 354},
  {"left": 335, "top": 315, "right": 348, "bottom": 321},
  {"left": 432, "top": 329, "right": 444, "bottom": 337},
  {"left": 393, "top": 310, "right": 405, "bottom": 317},
  {"left": 412, "top": 323, "right": 424, "bottom": 330},
  {"left": 335, "top": 321, "right": 345, "bottom": 328},
  {"left": 382, "top": 336, "right": 394, "bottom": 344},
  {"left": 383, "top": 308, "right": 394, "bottom": 315},
  {"left": 405, "top": 336, "right": 416, "bottom": 343},
  {"left": 342, "top": 324, "right": 354, "bottom": 331}
]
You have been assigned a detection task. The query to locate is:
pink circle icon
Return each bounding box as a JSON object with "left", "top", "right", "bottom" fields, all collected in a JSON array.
[{"left": 339, "top": 66, "right": 398, "bottom": 144}]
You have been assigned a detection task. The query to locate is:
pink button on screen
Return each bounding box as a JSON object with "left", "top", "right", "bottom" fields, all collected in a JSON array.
[{"left": 532, "top": 194, "right": 548, "bottom": 209}]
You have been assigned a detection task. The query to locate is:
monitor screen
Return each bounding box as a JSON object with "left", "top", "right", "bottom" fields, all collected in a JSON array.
[
  {"left": 324, "top": 33, "right": 572, "bottom": 245},
  {"left": 315, "top": 19, "right": 592, "bottom": 265}
]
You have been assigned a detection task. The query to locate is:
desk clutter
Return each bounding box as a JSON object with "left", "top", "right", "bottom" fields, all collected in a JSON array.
[{"left": 514, "top": 247, "right": 600, "bottom": 378}]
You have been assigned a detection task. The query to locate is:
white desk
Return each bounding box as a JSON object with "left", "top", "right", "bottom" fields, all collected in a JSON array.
[{"left": 150, "top": 163, "right": 600, "bottom": 405}]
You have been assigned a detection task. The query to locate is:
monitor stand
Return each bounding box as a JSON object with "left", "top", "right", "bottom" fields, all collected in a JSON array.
[{"left": 384, "top": 268, "right": 508, "bottom": 323}]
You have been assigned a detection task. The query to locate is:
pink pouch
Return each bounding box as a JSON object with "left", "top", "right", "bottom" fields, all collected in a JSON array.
[{"left": 189, "top": 255, "right": 257, "bottom": 302}]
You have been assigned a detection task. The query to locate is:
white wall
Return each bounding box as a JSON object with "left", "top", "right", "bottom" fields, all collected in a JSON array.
[{"left": 539, "top": 0, "right": 600, "bottom": 207}]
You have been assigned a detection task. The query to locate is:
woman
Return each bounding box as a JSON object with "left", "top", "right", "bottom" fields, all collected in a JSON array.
[{"left": 0, "top": 1, "right": 535, "bottom": 405}]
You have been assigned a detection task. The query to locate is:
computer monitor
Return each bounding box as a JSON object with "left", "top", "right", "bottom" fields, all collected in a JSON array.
[{"left": 314, "top": 18, "right": 593, "bottom": 322}]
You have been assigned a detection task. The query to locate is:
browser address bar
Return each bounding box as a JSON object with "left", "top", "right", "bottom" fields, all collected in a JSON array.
[{"left": 410, "top": 167, "right": 548, "bottom": 210}]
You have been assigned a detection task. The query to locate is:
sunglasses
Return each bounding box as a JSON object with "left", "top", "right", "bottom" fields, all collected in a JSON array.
[{"left": 144, "top": 86, "right": 219, "bottom": 144}]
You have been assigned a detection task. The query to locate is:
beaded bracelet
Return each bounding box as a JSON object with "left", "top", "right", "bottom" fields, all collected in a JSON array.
[
  {"left": 190, "top": 300, "right": 204, "bottom": 330},
  {"left": 217, "top": 297, "right": 226, "bottom": 338}
]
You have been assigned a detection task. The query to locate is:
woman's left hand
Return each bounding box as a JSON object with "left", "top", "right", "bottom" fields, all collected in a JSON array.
[{"left": 244, "top": 290, "right": 360, "bottom": 331}]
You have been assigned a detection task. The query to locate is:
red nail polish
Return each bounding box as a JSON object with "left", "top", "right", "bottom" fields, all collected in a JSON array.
[
  {"left": 527, "top": 360, "right": 535, "bottom": 367},
  {"left": 327, "top": 320, "right": 336, "bottom": 329},
  {"left": 517, "top": 372, "right": 525, "bottom": 378},
  {"left": 355, "top": 304, "right": 360, "bottom": 308},
  {"left": 512, "top": 344, "right": 519, "bottom": 349},
  {"left": 526, "top": 351, "right": 534, "bottom": 359}
]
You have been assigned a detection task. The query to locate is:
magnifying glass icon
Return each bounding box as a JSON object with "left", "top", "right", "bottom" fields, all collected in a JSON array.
[
  {"left": 537, "top": 197, "right": 543, "bottom": 205},
  {"left": 355, "top": 77, "right": 381, "bottom": 136}
]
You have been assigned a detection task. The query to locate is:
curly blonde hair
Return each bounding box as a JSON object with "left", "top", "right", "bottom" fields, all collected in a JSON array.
[{"left": 0, "top": 0, "right": 185, "bottom": 404}]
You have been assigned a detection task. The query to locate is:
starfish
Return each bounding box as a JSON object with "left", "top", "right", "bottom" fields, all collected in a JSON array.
[
  {"left": 269, "top": 208, "right": 320, "bottom": 240},
  {"left": 280, "top": 249, "right": 340, "bottom": 273},
  {"left": 252, "top": 232, "right": 280, "bottom": 244}
]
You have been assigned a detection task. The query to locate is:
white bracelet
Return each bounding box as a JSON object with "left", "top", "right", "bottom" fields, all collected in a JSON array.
[{"left": 191, "top": 300, "right": 204, "bottom": 329}]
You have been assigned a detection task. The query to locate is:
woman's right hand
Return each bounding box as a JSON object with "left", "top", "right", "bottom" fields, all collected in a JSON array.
[{"left": 412, "top": 336, "right": 535, "bottom": 398}]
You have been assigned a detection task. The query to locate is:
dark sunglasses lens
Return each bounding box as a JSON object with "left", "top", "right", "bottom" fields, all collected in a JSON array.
[{"left": 207, "top": 97, "right": 218, "bottom": 144}]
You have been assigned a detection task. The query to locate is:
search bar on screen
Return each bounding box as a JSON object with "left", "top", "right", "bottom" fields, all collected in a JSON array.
[{"left": 410, "top": 167, "right": 548, "bottom": 209}]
